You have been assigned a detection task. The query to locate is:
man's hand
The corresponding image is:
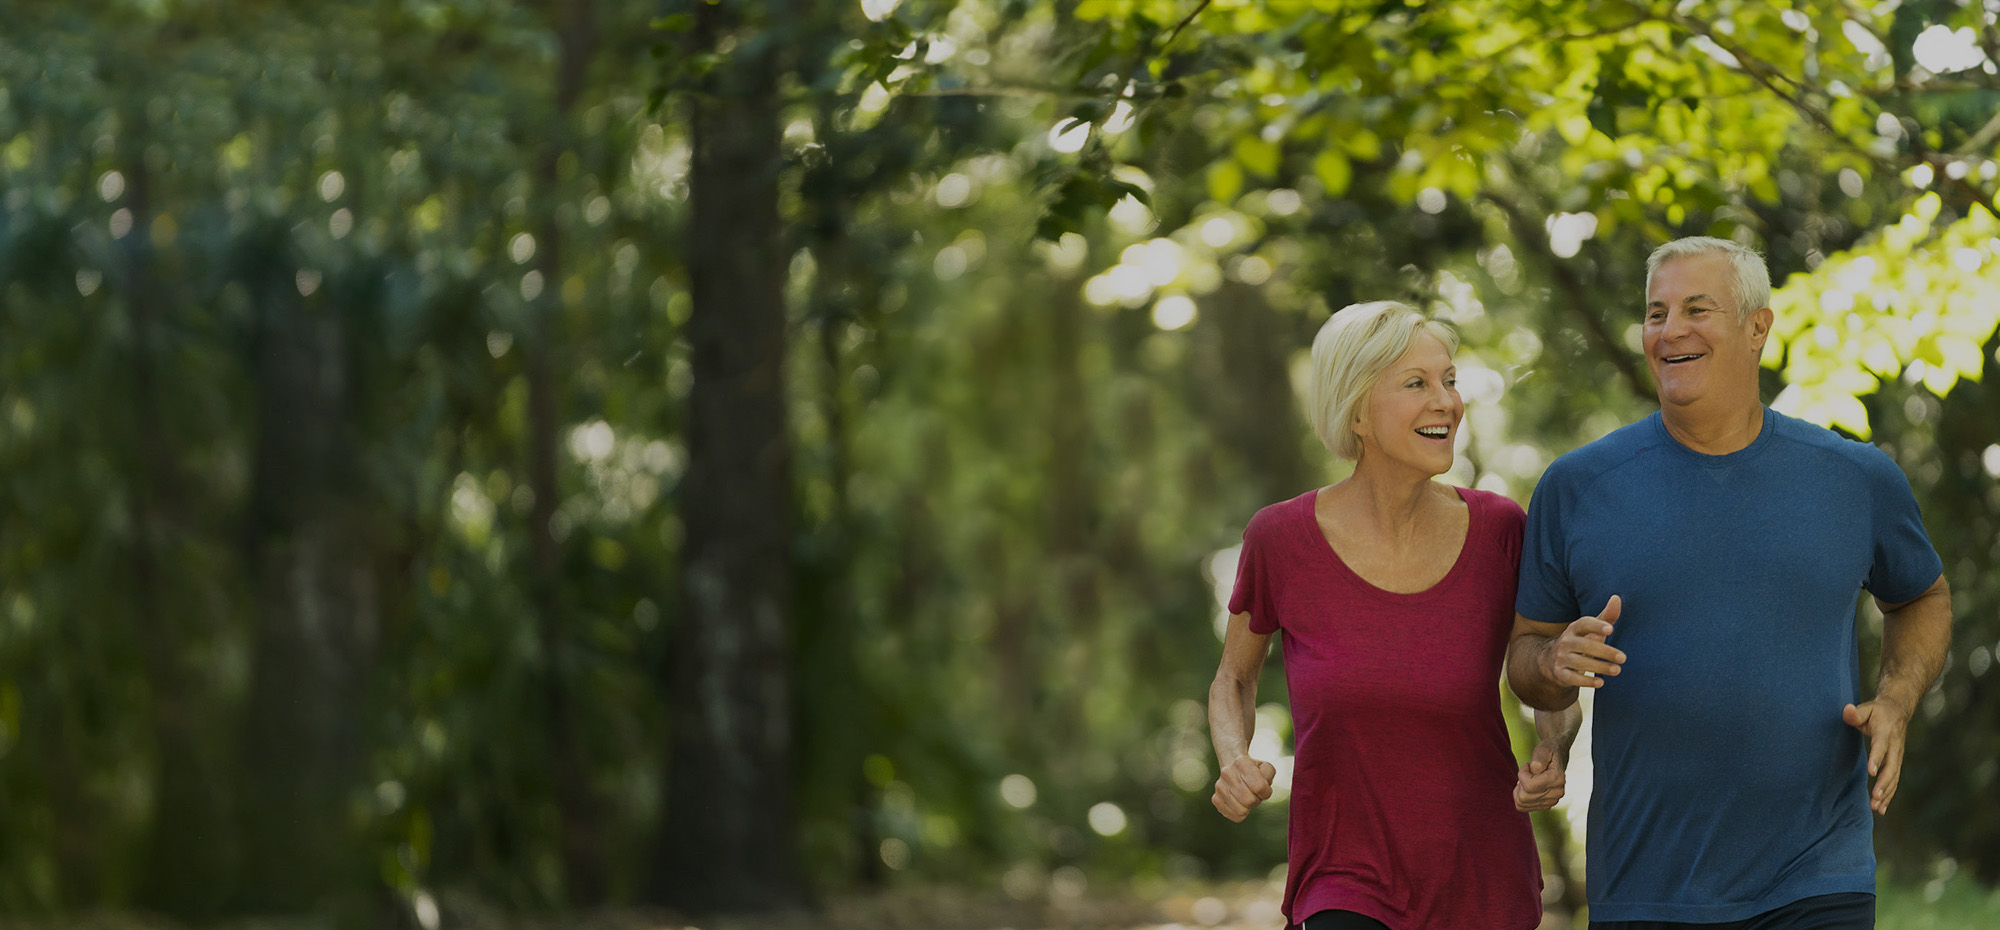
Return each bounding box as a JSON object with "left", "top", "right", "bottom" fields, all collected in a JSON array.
[
  {"left": 1543, "top": 595, "right": 1626, "bottom": 689},
  {"left": 1843, "top": 698, "right": 1912, "bottom": 814},
  {"left": 1212, "top": 755, "right": 1276, "bottom": 822}
]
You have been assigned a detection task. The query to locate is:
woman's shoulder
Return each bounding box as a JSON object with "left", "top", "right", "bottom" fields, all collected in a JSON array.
[
  {"left": 1453, "top": 484, "right": 1526, "bottom": 527},
  {"left": 1241, "top": 489, "right": 1318, "bottom": 543}
]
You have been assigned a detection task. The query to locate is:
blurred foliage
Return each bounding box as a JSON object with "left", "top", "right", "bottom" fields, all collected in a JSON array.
[{"left": 0, "top": 0, "right": 1996, "bottom": 925}]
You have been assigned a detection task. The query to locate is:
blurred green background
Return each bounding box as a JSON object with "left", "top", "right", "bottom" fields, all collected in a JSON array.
[{"left": 2, "top": 0, "right": 1998, "bottom": 927}]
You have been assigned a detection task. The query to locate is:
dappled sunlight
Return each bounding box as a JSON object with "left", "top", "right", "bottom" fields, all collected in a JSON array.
[{"left": 8, "top": 0, "right": 2000, "bottom": 923}]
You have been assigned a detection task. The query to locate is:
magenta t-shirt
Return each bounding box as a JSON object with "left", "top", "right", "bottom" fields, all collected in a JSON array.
[{"left": 1229, "top": 486, "right": 1542, "bottom": 930}]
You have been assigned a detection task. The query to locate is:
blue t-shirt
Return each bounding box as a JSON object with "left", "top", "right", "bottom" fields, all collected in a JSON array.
[{"left": 1516, "top": 408, "right": 1942, "bottom": 923}]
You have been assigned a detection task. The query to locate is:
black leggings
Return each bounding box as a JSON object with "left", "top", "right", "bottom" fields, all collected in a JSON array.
[{"left": 1303, "top": 910, "right": 1392, "bottom": 930}]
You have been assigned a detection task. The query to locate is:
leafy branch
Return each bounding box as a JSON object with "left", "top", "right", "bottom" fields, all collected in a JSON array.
[
  {"left": 1665, "top": 11, "right": 1999, "bottom": 209},
  {"left": 1483, "top": 187, "right": 1657, "bottom": 406}
]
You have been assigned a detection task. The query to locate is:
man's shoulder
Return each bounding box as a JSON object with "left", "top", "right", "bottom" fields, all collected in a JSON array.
[
  {"left": 1541, "top": 414, "right": 1664, "bottom": 489},
  {"left": 1764, "top": 408, "right": 1900, "bottom": 476}
]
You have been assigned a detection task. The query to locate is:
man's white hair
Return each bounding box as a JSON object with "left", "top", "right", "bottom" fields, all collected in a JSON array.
[{"left": 1644, "top": 236, "right": 1770, "bottom": 317}]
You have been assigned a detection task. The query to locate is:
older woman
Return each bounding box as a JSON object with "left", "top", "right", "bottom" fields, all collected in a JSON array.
[{"left": 1208, "top": 301, "right": 1576, "bottom": 930}]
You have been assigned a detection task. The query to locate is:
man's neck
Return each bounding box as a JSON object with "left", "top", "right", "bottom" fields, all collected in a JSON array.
[{"left": 1660, "top": 399, "right": 1765, "bottom": 456}]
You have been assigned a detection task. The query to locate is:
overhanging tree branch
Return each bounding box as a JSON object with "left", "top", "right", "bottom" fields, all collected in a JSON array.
[
  {"left": 1483, "top": 189, "right": 1656, "bottom": 405},
  {"left": 1159, "top": 0, "right": 1214, "bottom": 54},
  {"left": 1667, "top": 12, "right": 1999, "bottom": 209}
]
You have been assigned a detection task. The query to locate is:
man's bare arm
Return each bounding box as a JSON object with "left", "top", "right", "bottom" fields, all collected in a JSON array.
[
  {"left": 1507, "top": 596, "right": 1626, "bottom": 711},
  {"left": 1843, "top": 574, "right": 1952, "bottom": 814}
]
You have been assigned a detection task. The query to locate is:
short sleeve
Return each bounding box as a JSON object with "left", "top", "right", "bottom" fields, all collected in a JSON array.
[
  {"left": 1228, "top": 505, "right": 1285, "bottom": 634},
  {"left": 1481, "top": 489, "right": 1527, "bottom": 573},
  {"left": 1515, "top": 467, "right": 1581, "bottom": 625},
  {"left": 1861, "top": 448, "right": 1943, "bottom": 603}
]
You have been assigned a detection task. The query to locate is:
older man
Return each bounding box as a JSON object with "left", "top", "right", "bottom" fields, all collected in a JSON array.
[{"left": 1508, "top": 237, "right": 1952, "bottom": 929}]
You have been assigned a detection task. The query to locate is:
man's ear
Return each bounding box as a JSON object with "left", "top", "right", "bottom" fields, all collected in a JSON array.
[{"left": 1748, "top": 305, "right": 1775, "bottom": 356}]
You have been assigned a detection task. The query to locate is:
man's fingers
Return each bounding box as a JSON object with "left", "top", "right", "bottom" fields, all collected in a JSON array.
[
  {"left": 1874, "top": 748, "right": 1903, "bottom": 814},
  {"left": 1597, "top": 594, "right": 1622, "bottom": 626},
  {"left": 1570, "top": 618, "right": 1619, "bottom": 641},
  {"left": 1842, "top": 702, "right": 1885, "bottom": 775},
  {"left": 1570, "top": 634, "right": 1626, "bottom": 662},
  {"left": 1558, "top": 654, "right": 1625, "bottom": 681},
  {"left": 1838, "top": 701, "right": 1908, "bottom": 812},
  {"left": 1567, "top": 652, "right": 1625, "bottom": 673},
  {"left": 1556, "top": 666, "right": 1609, "bottom": 689},
  {"left": 1255, "top": 759, "right": 1277, "bottom": 783}
]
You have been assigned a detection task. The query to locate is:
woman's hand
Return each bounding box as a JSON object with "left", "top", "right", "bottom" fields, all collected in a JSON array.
[
  {"left": 1512, "top": 740, "right": 1567, "bottom": 812},
  {"left": 1213, "top": 755, "right": 1277, "bottom": 822}
]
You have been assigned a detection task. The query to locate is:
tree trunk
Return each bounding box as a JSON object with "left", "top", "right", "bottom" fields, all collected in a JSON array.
[
  {"left": 796, "top": 140, "right": 878, "bottom": 883},
  {"left": 1197, "top": 282, "right": 1311, "bottom": 503},
  {"left": 233, "top": 229, "right": 377, "bottom": 914},
  {"left": 525, "top": 0, "right": 606, "bottom": 904},
  {"left": 122, "top": 157, "right": 233, "bottom": 920},
  {"left": 655, "top": 0, "right": 808, "bottom": 912}
]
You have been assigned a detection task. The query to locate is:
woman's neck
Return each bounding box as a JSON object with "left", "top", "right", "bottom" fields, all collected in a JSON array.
[{"left": 1337, "top": 458, "right": 1451, "bottom": 541}]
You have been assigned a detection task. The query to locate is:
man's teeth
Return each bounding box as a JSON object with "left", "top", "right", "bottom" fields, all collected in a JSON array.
[{"left": 1665, "top": 354, "right": 1701, "bottom": 362}]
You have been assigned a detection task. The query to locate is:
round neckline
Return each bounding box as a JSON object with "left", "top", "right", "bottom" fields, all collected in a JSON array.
[
  {"left": 1652, "top": 406, "right": 1777, "bottom": 467},
  {"left": 1301, "top": 484, "right": 1478, "bottom": 599}
]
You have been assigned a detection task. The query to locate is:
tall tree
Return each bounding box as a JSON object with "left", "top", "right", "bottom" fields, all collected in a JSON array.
[
  {"left": 122, "top": 150, "right": 232, "bottom": 919},
  {"left": 524, "top": 0, "right": 609, "bottom": 903},
  {"left": 655, "top": 0, "right": 809, "bottom": 912},
  {"left": 233, "top": 226, "right": 378, "bottom": 914}
]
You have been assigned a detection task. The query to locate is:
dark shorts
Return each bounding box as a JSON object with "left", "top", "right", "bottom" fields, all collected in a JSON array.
[
  {"left": 1302, "top": 910, "right": 1391, "bottom": 930},
  {"left": 1591, "top": 892, "right": 1874, "bottom": 930}
]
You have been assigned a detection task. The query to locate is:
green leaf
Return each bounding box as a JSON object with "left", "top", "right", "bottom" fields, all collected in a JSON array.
[
  {"left": 1313, "top": 148, "right": 1351, "bottom": 195},
  {"left": 1207, "top": 159, "right": 1244, "bottom": 203},
  {"left": 1234, "top": 134, "right": 1280, "bottom": 177}
]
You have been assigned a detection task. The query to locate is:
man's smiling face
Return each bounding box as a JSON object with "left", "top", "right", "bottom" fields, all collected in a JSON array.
[{"left": 1643, "top": 252, "right": 1772, "bottom": 410}]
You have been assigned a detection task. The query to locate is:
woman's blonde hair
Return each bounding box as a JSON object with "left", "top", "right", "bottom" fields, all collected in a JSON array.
[{"left": 1307, "top": 301, "right": 1458, "bottom": 461}]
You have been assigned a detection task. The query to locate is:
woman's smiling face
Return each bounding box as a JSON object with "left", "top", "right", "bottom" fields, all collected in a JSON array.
[{"left": 1353, "top": 331, "right": 1462, "bottom": 476}]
